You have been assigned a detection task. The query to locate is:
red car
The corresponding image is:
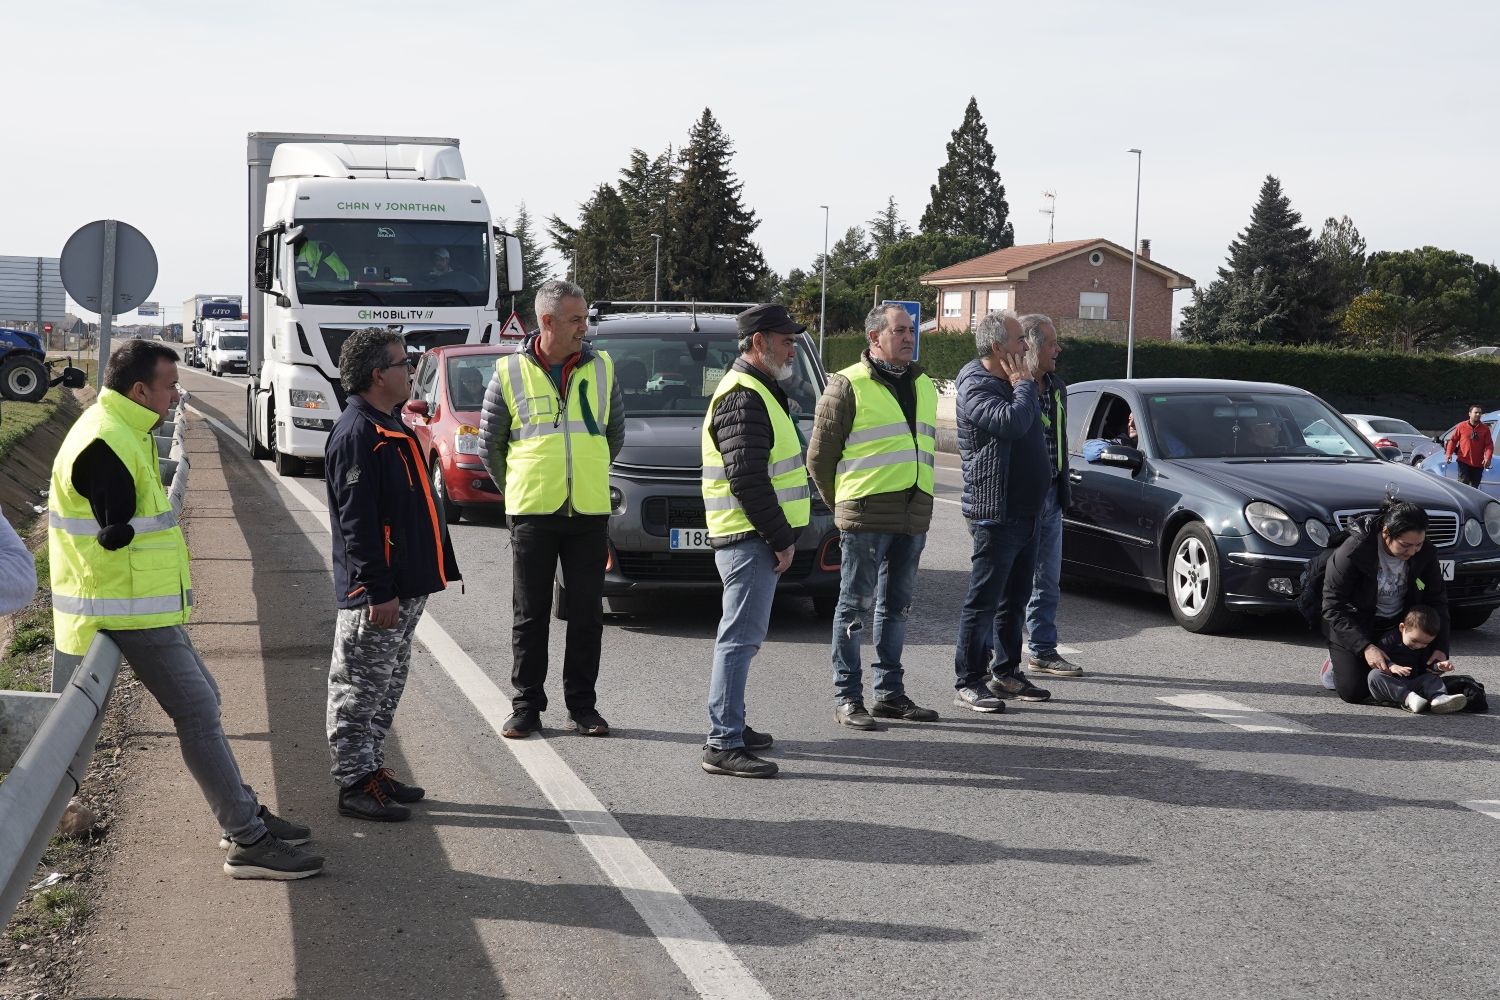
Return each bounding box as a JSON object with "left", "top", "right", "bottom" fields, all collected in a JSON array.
[{"left": 401, "top": 342, "right": 517, "bottom": 523}]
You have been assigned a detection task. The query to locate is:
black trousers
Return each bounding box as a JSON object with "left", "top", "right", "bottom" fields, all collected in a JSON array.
[
  {"left": 1326, "top": 614, "right": 1400, "bottom": 704},
  {"left": 510, "top": 514, "right": 607, "bottom": 714},
  {"left": 1457, "top": 462, "right": 1483, "bottom": 489}
]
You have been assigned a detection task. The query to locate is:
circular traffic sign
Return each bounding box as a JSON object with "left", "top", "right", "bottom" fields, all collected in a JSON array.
[{"left": 60, "top": 220, "right": 158, "bottom": 315}]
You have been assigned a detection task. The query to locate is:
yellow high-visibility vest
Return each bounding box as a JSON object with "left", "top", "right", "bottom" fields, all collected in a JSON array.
[
  {"left": 832, "top": 362, "right": 937, "bottom": 503},
  {"left": 497, "top": 350, "right": 615, "bottom": 515},
  {"left": 48, "top": 390, "right": 192, "bottom": 656},
  {"left": 701, "top": 369, "right": 810, "bottom": 537}
]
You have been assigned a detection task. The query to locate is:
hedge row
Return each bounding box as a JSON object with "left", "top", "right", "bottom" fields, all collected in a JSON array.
[{"left": 819, "top": 334, "right": 1500, "bottom": 405}]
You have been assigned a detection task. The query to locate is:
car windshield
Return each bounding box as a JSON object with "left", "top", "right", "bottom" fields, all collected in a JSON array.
[
  {"left": 218, "top": 335, "right": 248, "bottom": 351},
  {"left": 293, "top": 220, "right": 490, "bottom": 307},
  {"left": 1367, "top": 418, "right": 1420, "bottom": 435},
  {"left": 589, "top": 330, "right": 823, "bottom": 419},
  {"left": 445, "top": 352, "right": 506, "bottom": 411},
  {"left": 1141, "top": 392, "right": 1379, "bottom": 459}
]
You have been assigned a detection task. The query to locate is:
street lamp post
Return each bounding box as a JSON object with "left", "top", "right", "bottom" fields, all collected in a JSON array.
[
  {"left": 1126, "top": 148, "right": 1142, "bottom": 379},
  {"left": 818, "top": 205, "right": 829, "bottom": 361},
  {"left": 650, "top": 232, "right": 661, "bottom": 303}
]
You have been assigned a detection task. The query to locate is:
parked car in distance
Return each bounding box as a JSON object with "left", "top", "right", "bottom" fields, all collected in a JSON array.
[
  {"left": 580, "top": 300, "right": 841, "bottom": 617},
  {"left": 401, "top": 342, "right": 517, "bottom": 523},
  {"left": 1066, "top": 379, "right": 1500, "bottom": 634},
  {"left": 1414, "top": 408, "right": 1500, "bottom": 501},
  {"left": 1343, "top": 413, "right": 1430, "bottom": 464}
]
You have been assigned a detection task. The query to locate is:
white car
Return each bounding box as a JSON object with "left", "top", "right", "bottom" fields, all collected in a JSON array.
[{"left": 1343, "top": 413, "right": 1430, "bottom": 464}]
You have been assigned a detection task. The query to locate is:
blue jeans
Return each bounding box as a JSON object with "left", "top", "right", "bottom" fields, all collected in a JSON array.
[
  {"left": 707, "top": 539, "right": 779, "bottom": 749},
  {"left": 832, "top": 531, "right": 926, "bottom": 705},
  {"left": 1024, "top": 487, "right": 1063, "bottom": 660},
  {"left": 954, "top": 515, "right": 1040, "bottom": 690}
]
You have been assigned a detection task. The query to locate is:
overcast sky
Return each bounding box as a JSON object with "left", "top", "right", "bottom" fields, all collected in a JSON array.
[{"left": 4, "top": 0, "right": 1496, "bottom": 326}]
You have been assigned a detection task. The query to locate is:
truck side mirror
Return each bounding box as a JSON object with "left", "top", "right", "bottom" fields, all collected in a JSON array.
[
  {"left": 494, "top": 228, "right": 525, "bottom": 298},
  {"left": 253, "top": 230, "right": 276, "bottom": 294}
]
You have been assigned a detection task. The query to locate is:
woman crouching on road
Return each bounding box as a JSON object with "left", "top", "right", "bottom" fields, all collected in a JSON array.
[{"left": 1322, "top": 500, "right": 1463, "bottom": 710}]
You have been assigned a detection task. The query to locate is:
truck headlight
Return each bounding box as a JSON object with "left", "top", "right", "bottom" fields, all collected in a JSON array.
[
  {"left": 455, "top": 424, "right": 482, "bottom": 455},
  {"left": 1246, "top": 501, "right": 1300, "bottom": 547},
  {"left": 1486, "top": 502, "right": 1500, "bottom": 544},
  {"left": 1464, "top": 517, "right": 1483, "bottom": 547},
  {"left": 1304, "top": 518, "right": 1329, "bottom": 548},
  {"left": 289, "top": 389, "right": 327, "bottom": 409}
]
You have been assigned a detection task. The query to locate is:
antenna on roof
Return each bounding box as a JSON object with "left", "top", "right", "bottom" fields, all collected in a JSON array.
[
  {"left": 1040, "top": 190, "right": 1056, "bottom": 244},
  {"left": 690, "top": 298, "right": 699, "bottom": 333}
]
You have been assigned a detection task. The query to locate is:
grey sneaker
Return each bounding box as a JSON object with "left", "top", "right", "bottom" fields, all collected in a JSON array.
[
  {"left": 223, "top": 834, "right": 324, "bottom": 880},
  {"left": 988, "top": 674, "right": 1052, "bottom": 702},
  {"left": 953, "top": 686, "right": 1005, "bottom": 713},
  {"left": 1028, "top": 654, "right": 1084, "bottom": 677},
  {"left": 219, "top": 805, "right": 311, "bottom": 850},
  {"left": 834, "top": 702, "right": 878, "bottom": 730}
]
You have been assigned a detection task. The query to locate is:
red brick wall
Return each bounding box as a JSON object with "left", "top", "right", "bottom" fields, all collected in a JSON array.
[
  {"left": 933, "top": 282, "right": 1014, "bottom": 331},
  {"left": 1014, "top": 253, "right": 1176, "bottom": 341}
]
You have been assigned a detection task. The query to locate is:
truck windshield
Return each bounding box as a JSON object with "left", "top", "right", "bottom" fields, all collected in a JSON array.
[
  {"left": 589, "top": 330, "right": 824, "bottom": 419},
  {"left": 293, "top": 220, "right": 490, "bottom": 307},
  {"left": 219, "top": 335, "right": 248, "bottom": 351}
]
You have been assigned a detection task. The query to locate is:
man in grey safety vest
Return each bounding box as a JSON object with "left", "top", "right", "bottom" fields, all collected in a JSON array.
[
  {"left": 699, "top": 304, "right": 811, "bottom": 779},
  {"left": 807, "top": 304, "right": 940, "bottom": 730}
]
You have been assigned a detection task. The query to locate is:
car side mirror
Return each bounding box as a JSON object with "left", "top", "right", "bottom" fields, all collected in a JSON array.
[
  {"left": 1377, "top": 445, "right": 1402, "bottom": 462},
  {"left": 403, "top": 399, "right": 429, "bottom": 418},
  {"left": 1097, "top": 445, "right": 1145, "bottom": 473}
]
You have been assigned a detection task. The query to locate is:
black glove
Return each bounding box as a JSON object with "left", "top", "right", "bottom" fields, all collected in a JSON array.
[{"left": 97, "top": 523, "right": 135, "bottom": 551}]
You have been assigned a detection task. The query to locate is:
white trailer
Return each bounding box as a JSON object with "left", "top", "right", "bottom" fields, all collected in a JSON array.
[{"left": 245, "top": 132, "right": 524, "bottom": 475}]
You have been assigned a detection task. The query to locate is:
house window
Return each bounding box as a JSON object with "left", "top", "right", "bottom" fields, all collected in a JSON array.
[
  {"left": 988, "top": 288, "right": 1009, "bottom": 313},
  {"left": 1079, "top": 292, "right": 1108, "bottom": 321},
  {"left": 942, "top": 292, "right": 961, "bottom": 318}
]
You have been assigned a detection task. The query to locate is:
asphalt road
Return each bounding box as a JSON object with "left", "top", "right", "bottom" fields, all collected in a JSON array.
[{"left": 152, "top": 365, "right": 1500, "bottom": 999}]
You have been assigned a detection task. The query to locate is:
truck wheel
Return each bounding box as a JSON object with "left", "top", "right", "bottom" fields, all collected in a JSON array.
[
  {"left": 269, "top": 408, "right": 304, "bottom": 477},
  {"left": 247, "top": 392, "right": 271, "bottom": 459},
  {"left": 0, "top": 356, "right": 48, "bottom": 403}
]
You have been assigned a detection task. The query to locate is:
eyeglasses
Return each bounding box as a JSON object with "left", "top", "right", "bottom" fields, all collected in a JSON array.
[{"left": 377, "top": 357, "right": 417, "bottom": 371}]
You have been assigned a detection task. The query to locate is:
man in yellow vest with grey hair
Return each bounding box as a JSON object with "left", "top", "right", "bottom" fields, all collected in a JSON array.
[
  {"left": 807, "top": 304, "right": 940, "bottom": 730},
  {"left": 699, "top": 304, "right": 812, "bottom": 779},
  {"left": 48, "top": 339, "right": 322, "bottom": 880}
]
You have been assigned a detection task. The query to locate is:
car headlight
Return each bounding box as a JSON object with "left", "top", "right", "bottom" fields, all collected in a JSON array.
[
  {"left": 289, "top": 389, "right": 327, "bottom": 409},
  {"left": 454, "top": 424, "right": 482, "bottom": 455},
  {"left": 1464, "top": 518, "right": 1483, "bottom": 547},
  {"left": 1486, "top": 502, "right": 1500, "bottom": 544},
  {"left": 1246, "top": 501, "right": 1300, "bottom": 547},
  {"left": 1304, "top": 518, "right": 1329, "bottom": 548}
]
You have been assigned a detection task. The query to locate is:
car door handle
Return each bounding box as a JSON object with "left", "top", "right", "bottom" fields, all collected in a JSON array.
[{"left": 1068, "top": 471, "right": 1083, "bottom": 483}]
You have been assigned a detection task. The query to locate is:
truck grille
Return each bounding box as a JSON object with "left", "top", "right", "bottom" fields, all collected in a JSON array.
[{"left": 1334, "top": 509, "right": 1459, "bottom": 548}]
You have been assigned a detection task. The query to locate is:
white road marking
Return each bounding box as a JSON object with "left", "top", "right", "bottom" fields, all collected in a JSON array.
[
  {"left": 934, "top": 496, "right": 961, "bottom": 506},
  {"left": 189, "top": 405, "right": 774, "bottom": 1000},
  {"left": 1460, "top": 800, "right": 1500, "bottom": 821},
  {"left": 1157, "top": 693, "right": 1308, "bottom": 733}
]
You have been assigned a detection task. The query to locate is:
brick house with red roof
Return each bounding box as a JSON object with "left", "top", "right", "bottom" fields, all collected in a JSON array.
[{"left": 920, "top": 238, "right": 1194, "bottom": 341}]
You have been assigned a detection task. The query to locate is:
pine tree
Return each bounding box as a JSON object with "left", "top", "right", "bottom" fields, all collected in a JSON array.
[
  {"left": 495, "top": 203, "right": 551, "bottom": 328},
  {"left": 670, "top": 108, "right": 769, "bottom": 301},
  {"left": 548, "top": 185, "right": 632, "bottom": 302},
  {"left": 618, "top": 146, "right": 676, "bottom": 300},
  {"left": 920, "top": 97, "right": 1013, "bottom": 251},
  {"left": 868, "top": 196, "right": 912, "bottom": 254},
  {"left": 1315, "top": 214, "right": 1367, "bottom": 329}
]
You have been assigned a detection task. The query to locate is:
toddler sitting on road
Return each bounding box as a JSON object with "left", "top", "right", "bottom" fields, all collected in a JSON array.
[{"left": 1371, "top": 605, "right": 1466, "bottom": 714}]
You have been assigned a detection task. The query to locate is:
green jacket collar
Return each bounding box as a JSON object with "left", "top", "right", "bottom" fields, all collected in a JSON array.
[{"left": 98, "top": 388, "right": 163, "bottom": 434}]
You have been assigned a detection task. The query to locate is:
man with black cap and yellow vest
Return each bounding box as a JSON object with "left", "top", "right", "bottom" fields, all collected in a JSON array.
[
  {"left": 807, "top": 304, "right": 940, "bottom": 730},
  {"left": 48, "top": 338, "right": 322, "bottom": 880},
  {"left": 699, "top": 303, "right": 811, "bottom": 779}
]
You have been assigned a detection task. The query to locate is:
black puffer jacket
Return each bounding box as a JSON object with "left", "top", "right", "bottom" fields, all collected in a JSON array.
[
  {"left": 707, "top": 357, "right": 802, "bottom": 552},
  {"left": 1322, "top": 513, "right": 1450, "bottom": 655}
]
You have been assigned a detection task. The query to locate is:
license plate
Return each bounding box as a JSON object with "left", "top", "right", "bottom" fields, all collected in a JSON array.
[
  {"left": 669, "top": 528, "right": 712, "bottom": 550},
  {"left": 1440, "top": 559, "right": 1455, "bottom": 581}
]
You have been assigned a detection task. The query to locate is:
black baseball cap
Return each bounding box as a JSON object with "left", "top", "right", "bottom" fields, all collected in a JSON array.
[{"left": 736, "top": 303, "right": 806, "bottom": 339}]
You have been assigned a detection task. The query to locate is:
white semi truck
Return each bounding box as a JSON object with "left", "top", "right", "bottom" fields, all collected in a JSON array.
[
  {"left": 182, "top": 294, "right": 242, "bottom": 365},
  {"left": 245, "top": 132, "right": 523, "bottom": 475}
]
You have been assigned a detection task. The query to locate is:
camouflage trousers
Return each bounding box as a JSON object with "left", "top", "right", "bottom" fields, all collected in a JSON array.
[{"left": 326, "top": 595, "right": 427, "bottom": 787}]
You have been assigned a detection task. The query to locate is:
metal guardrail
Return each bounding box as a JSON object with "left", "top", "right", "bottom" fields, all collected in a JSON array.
[{"left": 0, "top": 399, "right": 189, "bottom": 927}]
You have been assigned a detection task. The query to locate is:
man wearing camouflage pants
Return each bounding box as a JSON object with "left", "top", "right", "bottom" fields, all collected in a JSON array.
[{"left": 325, "top": 328, "right": 460, "bottom": 822}]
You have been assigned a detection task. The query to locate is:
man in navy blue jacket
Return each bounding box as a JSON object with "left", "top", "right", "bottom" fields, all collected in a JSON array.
[
  {"left": 951, "top": 311, "right": 1052, "bottom": 713},
  {"left": 324, "top": 328, "right": 460, "bottom": 822}
]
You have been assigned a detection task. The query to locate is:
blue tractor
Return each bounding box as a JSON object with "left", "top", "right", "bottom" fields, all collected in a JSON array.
[{"left": 0, "top": 328, "right": 85, "bottom": 402}]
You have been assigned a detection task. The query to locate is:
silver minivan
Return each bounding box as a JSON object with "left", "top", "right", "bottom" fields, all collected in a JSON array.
[{"left": 565, "top": 302, "right": 841, "bottom": 616}]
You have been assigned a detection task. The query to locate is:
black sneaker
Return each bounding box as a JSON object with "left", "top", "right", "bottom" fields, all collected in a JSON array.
[
  {"left": 223, "top": 834, "right": 324, "bottom": 880},
  {"left": 219, "top": 805, "right": 311, "bottom": 850},
  {"left": 564, "top": 710, "right": 611, "bottom": 736},
  {"left": 376, "top": 767, "right": 425, "bottom": 803},
  {"left": 987, "top": 674, "right": 1052, "bottom": 702},
  {"left": 701, "top": 745, "right": 778, "bottom": 778},
  {"left": 871, "top": 695, "right": 940, "bottom": 721},
  {"left": 338, "top": 774, "right": 412, "bottom": 822},
  {"left": 503, "top": 709, "right": 542, "bottom": 739},
  {"left": 743, "top": 725, "right": 774, "bottom": 751},
  {"left": 834, "top": 702, "right": 878, "bottom": 730}
]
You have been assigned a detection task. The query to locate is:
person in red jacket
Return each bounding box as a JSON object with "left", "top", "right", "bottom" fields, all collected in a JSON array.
[{"left": 1444, "top": 405, "right": 1494, "bottom": 489}]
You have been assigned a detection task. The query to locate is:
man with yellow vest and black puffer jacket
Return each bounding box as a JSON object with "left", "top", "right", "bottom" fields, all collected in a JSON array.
[
  {"left": 807, "top": 304, "right": 940, "bottom": 731},
  {"left": 480, "top": 279, "right": 624, "bottom": 741},
  {"left": 48, "top": 339, "right": 323, "bottom": 880},
  {"left": 699, "top": 304, "right": 813, "bottom": 779}
]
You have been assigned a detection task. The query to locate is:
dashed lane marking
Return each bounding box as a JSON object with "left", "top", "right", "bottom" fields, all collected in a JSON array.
[
  {"left": 1157, "top": 693, "right": 1308, "bottom": 733},
  {"left": 1461, "top": 800, "right": 1500, "bottom": 821},
  {"left": 190, "top": 405, "right": 774, "bottom": 1000}
]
